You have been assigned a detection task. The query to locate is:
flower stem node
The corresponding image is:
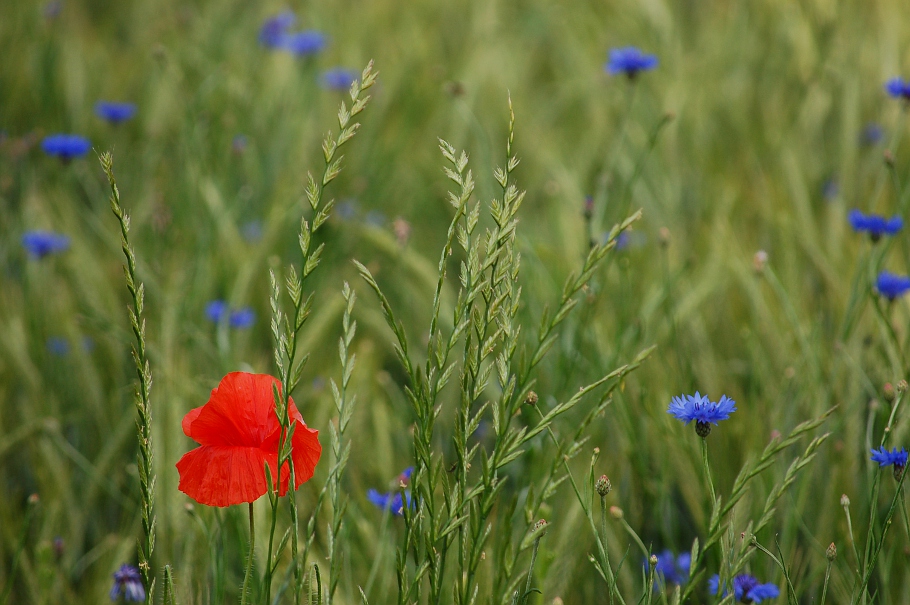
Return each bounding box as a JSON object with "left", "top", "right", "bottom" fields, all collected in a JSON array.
[
  {"left": 826, "top": 542, "right": 837, "bottom": 562},
  {"left": 595, "top": 474, "right": 612, "bottom": 497}
]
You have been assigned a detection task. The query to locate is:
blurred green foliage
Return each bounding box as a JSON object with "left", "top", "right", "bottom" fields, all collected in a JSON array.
[{"left": 2, "top": 0, "right": 910, "bottom": 602}]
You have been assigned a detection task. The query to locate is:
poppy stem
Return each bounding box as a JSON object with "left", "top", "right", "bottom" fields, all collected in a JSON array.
[{"left": 241, "top": 502, "right": 255, "bottom": 605}]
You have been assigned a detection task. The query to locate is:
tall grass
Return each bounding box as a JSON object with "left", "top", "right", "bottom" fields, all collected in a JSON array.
[{"left": 2, "top": 0, "right": 910, "bottom": 603}]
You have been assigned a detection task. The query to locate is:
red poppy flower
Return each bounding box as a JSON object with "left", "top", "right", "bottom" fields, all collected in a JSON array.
[{"left": 176, "top": 372, "right": 321, "bottom": 507}]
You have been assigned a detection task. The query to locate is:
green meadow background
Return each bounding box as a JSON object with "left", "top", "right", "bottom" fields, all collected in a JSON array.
[{"left": 2, "top": 0, "right": 910, "bottom": 602}]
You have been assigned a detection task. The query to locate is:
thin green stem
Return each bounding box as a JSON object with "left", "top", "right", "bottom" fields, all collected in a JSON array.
[
  {"left": 820, "top": 560, "right": 833, "bottom": 605},
  {"left": 701, "top": 438, "right": 717, "bottom": 508},
  {"left": 241, "top": 502, "right": 255, "bottom": 605}
]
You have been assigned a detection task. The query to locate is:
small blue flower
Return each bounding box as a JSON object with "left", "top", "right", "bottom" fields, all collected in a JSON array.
[
  {"left": 46, "top": 337, "right": 70, "bottom": 356},
  {"left": 871, "top": 446, "right": 908, "bottom": 468},
  {"left": 240, "top": 220, "right": 262, "bottom": 242},
  {"left": 860, "top": 123, "right": 884, "bottom": 146},
  {"left": 885, "top": 77, "right": 910, "bottom": 100},
  {"left": 615, "top": 231, "right": 631, "bottom": 250},
  {"left": 95, "top": 101, "right": 137, "bottom": 124},
  {"left": 605, "top": 47, "right": 658, "bottom": 78},
  {"left": 205, "top": 300, "right": 229, "bottom": 323},
  {"left": 259, "top": 11, "right": 296, "bottom": 48},
  {"left": 668, "top": 392, "right": 736, "bottom": 437},
  {"left": 229, "top": 307, "right": 255, "bottom": 329},
  {"left": 709, "top": 574, "right": 779, "bottom": 603},
  {"left": 822, "top": 179, "right": 839, "bottom": 201},
  {"left": 283, "top": 30, "right": 327, "bottom": 56},
  {"left": 848, "top": 210, "right": 902, "bottom": 240},
  {"left": 207, "top": 301, "right": 255, "bottom": 328},
  {"left": 368, "top": 467, "right": 414, "bottom": 515},
  {"left": 365, "top": 210, "right": 386, "bottom": 227},
  {"left": 321, "top": 68, "right": 358, "bottom": 91},
  {"left": 647, "top": 550, "right": 691, "bottom": 585},
  {"left": 43, "top": 0, "right": 62, "bottom": 19},
  {"left": 41, "top": 134, "right": 90, "bottom": 161},
  {"left": 876, "top": 271, "right": 910, "bottom": 301},
  {"left": 336, "top": 199, "right": 359, "bottom": 221},
  {"left": 22, "top": 231, "right": 70, "bottom": 258},
  {"left": 110, "top": 564, "right": 145, "bottom": 602},
  {"left": 232, "top": 134, "right": 248, "bottom": 154}
]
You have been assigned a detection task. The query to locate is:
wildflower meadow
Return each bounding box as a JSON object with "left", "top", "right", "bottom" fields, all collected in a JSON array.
[{"left": 3, "top": 0, "right": 910, "bottom": 603}]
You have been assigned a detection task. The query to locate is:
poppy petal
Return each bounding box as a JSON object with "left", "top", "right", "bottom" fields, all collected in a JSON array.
[
  {"left": 289, "top": 417, "right": 321, "bottom": 488},
  {"left": 182, "top": 406, "right": 204, "bottom": 438},
  {"left": 186, "top": 372, "right": 282, "bottom": 447},
  {"left": 176, "top": 444, "right": 276, "bottom": 507}
]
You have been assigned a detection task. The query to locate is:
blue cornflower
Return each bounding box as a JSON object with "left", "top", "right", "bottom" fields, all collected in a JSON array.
[
  {"left": 206, "top": 301, "right": 255, "bottom": 328},
  {"left": 605, "top": 47, "right": 658, "bottom": 78},
  {"left": 229, "top": 307, "right": 255, "bottom": 329},
  {"left": 46, "top": 337, "right": 70, "bottom": 356},
  {"left": 283, "top": 30, "right": 327, "bottom": 56},
  {"left": 860, "top": 123, "right": 884, "bottom": 146},
  {"left": 668, "top": 392, "right": 736, "bottom": 437},
  {"left": 709, "top": 574, "right": 779, "bottom": 603},
  {"left": 368, "top": 467, "right": 413, "bottom": 515},
  {"left": 647, "top": 550, "right": 691, "bottom": 585},
  {"left": 41, "top": 134, "right": 90, "bottom": 161},
  {"left": 95, "top": 101, "right": 137, "bottom": 124},
  {"left": 848, "top": 210, "right": 902, "bottom": 240},
  {"left": 871, "top": 446, "right": 908, "bottom": 480},
  {"left": 321, "top": 68, "right": 359, "bottom": 91},
  {"left": 205, "top": 300, "right": 229, "bottom": 323},
  {"left": 822, "top": 179, "right": 839, "bottom": 201},
  {"left": 876, "top": 271, "right": 910, "bottom": 301},
  {"left": 365, "top": 210, "right": 387, "bottom": 227},
  {"left": 615, "top": 231, "right": 631, "bottom": 250},
  {"left": 885, "top": 77, "right": 910, "bottom": 100},
  {"left": 232, "top": 134, "right": 248, "bottom": 154},
  {"left": 110, "top": 564, "right": 145, "bottom": 602},
  {"left": 259, "top": 11, "right": 296, "bottom": 48},
  {"left": 22, "top": 231, "right": 70, "bottom": 258},
  {"left": 240, "top": 220, "right": 263, "bottom": 242}
]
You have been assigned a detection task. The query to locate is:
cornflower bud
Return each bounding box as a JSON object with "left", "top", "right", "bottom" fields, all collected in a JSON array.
[
  {"left": 826, "top": 543, "right": 837, "bottom": 562},
  {"left": 595, "top": 475, "right": 612, "bottom": 497},
  {"left": 897, "top": 380, "right": 908, "bottom": 394},
  {"left": 610, "top": 506, "right": 623, "bottom": 519},
  {"left": 525, "top": 391, "right": 539, "bottom": 406},
  {"left": 840, "top": 494, "right": 850, "bottom": 507},
  {"left": 884, "top": 382, "right": 896, "bottom": 402}
]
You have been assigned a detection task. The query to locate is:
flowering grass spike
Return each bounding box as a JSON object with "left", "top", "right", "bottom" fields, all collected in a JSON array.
[
  {"left": 176, "top": 372, "right": 321, "bottom": 507},
  {"left": 605, "top": 46, "right": 658, "bottom": 78},
  {"left": 876, "top": 271, "right": 910, "bottom": 301},
  {"left": 667, "top": 392, "right": 736, "bottom": 437},
  {"left": 709, "top": 574, "right": 779, "bottom": 603},
  {"left": 848, "top": 209, "right": 902, "bottom": 240}
]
